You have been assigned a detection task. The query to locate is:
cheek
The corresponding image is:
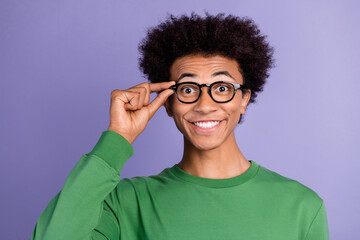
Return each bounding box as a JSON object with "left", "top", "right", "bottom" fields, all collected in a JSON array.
[
  {"left": 225, "top": 100, "right": 242, "bottom": 123},
  {"left": 171, "top": 104, "right": 192, "bottom": 135},
  {"left": 171, "top": 101, "right": 188, "bottom": 123},
  {"left": 228, "top": 97, "right": 241, "bottom": 110}
]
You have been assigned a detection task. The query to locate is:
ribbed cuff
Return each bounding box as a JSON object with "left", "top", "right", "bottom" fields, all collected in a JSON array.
[{"left": 89, "top": 130, "right": 134, "bottom": 173}]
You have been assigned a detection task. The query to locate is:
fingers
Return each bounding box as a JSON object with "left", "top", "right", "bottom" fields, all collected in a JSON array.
[
  {"left": 129, "top": 81, "right": 175, "bottom": 106},
  {"left": 149, "top": 81, "right": 176, "bottom": 93},
  {"left": 122, "top": 91, "right": 139, "bottom": 111},
  {"left": 117, "top": 81, "right": 176, "bottom": 111},
  {"left": 127, "top": 87, "right": 147, "bottom": 109},
  {"left": 146, "top": 88, "right": 175, "bottom": 120}
]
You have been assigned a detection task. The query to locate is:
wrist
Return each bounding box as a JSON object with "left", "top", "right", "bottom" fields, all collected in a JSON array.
[{"left": 107, "top": 127, "right": 133, "bottom": 144}]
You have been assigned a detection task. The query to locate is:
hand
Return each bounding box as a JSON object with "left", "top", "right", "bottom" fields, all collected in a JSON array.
[{"left": 107, "top": 81, "right": 175, "bottom": 144}]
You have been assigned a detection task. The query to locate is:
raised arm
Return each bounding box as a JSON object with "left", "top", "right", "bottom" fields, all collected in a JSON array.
[{"left": 31, "top": 81, "right": 175, "bottom": 240}]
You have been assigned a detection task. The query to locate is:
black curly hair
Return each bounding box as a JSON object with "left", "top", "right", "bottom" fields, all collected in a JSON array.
[{"left": 138, "top": 12, "right": 274, "bottom": 123}]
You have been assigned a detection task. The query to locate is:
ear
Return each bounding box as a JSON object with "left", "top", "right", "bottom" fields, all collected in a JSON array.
[
  {"left": 240, "top": 90, "right": 251, "bottom": 114},
  {"left": 164, "top": 96, "right": 174, "bottom": 117}
]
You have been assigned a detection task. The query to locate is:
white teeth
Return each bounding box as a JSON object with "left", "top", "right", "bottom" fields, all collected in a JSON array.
[{"left": 193, "top": 121, "right": 220, "bottom": 129}]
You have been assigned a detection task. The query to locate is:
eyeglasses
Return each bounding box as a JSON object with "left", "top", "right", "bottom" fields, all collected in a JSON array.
[{"left": 169, "top": 81, "right": 245, "bottom": 104}]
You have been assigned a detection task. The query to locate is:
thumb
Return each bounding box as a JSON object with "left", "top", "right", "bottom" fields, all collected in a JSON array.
[{"left": 146, "top": 89, "right": 175, "bottom": 120}]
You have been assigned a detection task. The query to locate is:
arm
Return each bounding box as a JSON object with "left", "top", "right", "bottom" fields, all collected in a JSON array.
[
  {"left": 305, "top": 201, "right": 330, "bottom": 240},
  {"left": 31, "top": 130, "right": 134, "bottom": 240},
  {"left": 31, "top": 81, "right": 174, "bottom": 239}
]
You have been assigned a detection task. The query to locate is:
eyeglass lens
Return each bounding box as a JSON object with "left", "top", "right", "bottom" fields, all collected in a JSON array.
[{"left": 177, "top": 82, "right": 235, "bottom": 103}]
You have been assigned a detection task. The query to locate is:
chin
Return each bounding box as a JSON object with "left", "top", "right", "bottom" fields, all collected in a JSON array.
[{"left": 185, "top": 136, "right": 223, "bottom": 151}]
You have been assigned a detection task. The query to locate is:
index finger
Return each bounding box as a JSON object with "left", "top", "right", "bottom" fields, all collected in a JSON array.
[{"left": 149, "top": 81, "right": 176, "bottom": 93}]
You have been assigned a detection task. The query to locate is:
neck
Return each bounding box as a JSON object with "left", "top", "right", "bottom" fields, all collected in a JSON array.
[{"left": 178, "top": 132, "right": 250, "bottom": 179}]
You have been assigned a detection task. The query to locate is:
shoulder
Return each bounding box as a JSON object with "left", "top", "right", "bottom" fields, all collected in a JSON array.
[
  {"left": 115, "top": 167, "right": 175, "bottom": 193},
  {"left": 255, "top": 163, "right": 324, "bottom": 204},
  {"left": 111, "top": 168, "right": 181, "bottom": 208}
]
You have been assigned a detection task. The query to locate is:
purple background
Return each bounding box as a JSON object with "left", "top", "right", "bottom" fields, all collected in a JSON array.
[{"left": 1, "top": 0, "right": 359, "bottom": 239}]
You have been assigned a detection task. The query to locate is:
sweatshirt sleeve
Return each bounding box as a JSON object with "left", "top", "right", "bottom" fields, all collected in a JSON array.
[
  {"left": 305, "top": 201, "right": 330, "bottom": 240},
  {"left": 31, "top": 130, "right": 134, "bottom": 240}
]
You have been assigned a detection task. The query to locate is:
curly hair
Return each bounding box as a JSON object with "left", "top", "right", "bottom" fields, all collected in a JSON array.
[{"left": 138, "top": 12, "right": 275, "bottom": 122}]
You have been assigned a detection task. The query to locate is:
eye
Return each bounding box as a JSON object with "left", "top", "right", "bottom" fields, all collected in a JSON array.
[
  {"left": 215, "top": 85, "right": 229, "bottom": 92},
  {"left": 179, "top": 85, "right": 198, "bottom": 94}
]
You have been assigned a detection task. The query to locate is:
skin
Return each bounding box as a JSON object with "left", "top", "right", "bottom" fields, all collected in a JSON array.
[{"left": 164, "top": 54, "right": 252, "bottom": 179}]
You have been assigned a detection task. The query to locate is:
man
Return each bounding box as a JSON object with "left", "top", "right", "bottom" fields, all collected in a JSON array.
[{"left": 31, "top": 13, "right": 329, "bottom": 239}]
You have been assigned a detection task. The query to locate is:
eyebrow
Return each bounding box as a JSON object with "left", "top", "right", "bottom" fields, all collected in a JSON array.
[
  {"left": 212, "top": 71, "right": 235, "bottom": 80},
  {"left": 177, "top": 73, "right": 196, "bottom": 81},
  {"left": 176, "top": 71, "right": 235, "bottom": 82}
]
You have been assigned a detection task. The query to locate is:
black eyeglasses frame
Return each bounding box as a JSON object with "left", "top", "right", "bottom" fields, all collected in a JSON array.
[{"left": 168, "top": 80, "right": 245, "bottom": 104}]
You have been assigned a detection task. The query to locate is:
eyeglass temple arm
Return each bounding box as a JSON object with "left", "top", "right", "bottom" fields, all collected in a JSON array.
[{"left": 233, "top": 83, "right": 246, "bottom": 90}]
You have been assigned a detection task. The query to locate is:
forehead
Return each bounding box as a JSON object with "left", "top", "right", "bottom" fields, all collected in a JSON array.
[{"left": 169, "top": 54, "right": 243, "bottom": 81}]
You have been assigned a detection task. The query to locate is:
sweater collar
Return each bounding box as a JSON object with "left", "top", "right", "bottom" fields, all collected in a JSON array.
[{"left": 168, "top": 160, "right": 259, "bottom": 188}]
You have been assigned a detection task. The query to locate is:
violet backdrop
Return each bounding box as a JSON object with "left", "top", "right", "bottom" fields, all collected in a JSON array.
[{"left": 1, "top": 0, "right": 359, "bottom": 239}]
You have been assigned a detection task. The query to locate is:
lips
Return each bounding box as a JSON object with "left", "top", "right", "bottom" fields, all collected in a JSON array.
[
  {"left": 190, "top": 120, "right": 223, "bottom": 123},
  {"left": 193, "top": 121, "right": 220, "bottom": 128},
  {"left": 188, "top": 119, "right": 223, "bottom": 133}
]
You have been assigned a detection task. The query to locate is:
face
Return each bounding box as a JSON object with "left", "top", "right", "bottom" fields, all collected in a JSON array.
[{"left": 164, "top": 54, "right": 251, "bottom": 150}]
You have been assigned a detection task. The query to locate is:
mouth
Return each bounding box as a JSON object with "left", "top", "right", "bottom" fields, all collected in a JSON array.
[
  {"left": 188, "top": 120, "right": 224, "bottom": 133},
  {"left": 191, "top": 120, "right": 222, "bottom": 128}
]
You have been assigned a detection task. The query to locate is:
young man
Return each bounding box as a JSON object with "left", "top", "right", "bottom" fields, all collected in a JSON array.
[{"left": 31, "top": 13, "right": 329, "bottom": 239}]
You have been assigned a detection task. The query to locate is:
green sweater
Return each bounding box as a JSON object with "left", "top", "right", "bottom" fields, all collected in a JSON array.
[{"left": 31, "top": 130, "right": 329, "bottom": 240}]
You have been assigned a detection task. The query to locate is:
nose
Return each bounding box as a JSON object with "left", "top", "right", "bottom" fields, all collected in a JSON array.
[{"left": 193, "top": 86, "right": 217, "bottom": 113}]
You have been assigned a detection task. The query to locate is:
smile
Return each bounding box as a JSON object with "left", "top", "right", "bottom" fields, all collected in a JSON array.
[{"left": 193, "top": 121, "right": 220, "bottom": 129}]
